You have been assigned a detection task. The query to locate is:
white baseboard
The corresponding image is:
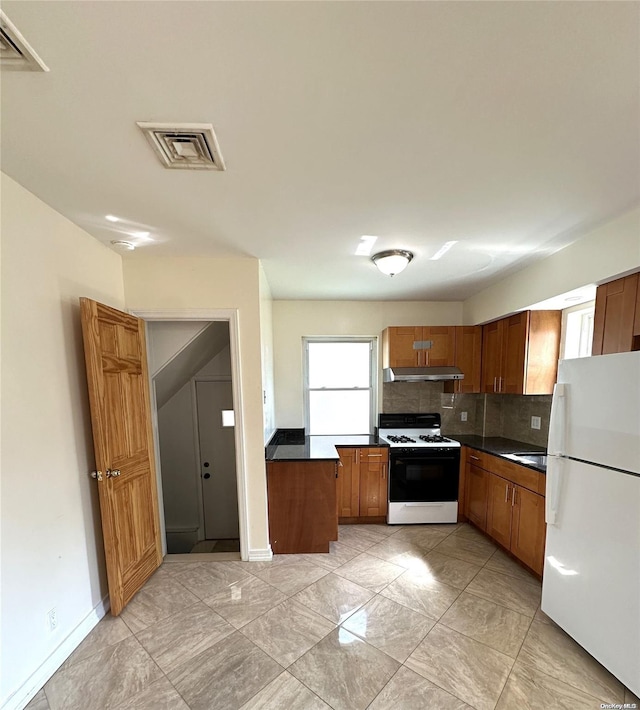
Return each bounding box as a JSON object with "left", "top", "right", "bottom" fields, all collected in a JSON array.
[
  {"left": 247, "top": 546, "right": 273, "bottom": 562},
  {"left": 2, "top": 595, "right": 110, "bottom": 710}
]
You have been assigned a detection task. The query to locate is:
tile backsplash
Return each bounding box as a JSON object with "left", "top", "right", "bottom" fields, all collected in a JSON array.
[{"left": 382, "top": 382, "right": 552, "bottom": 447}]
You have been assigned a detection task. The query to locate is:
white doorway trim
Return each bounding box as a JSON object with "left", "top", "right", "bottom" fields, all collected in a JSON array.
[{"left": 132, "top": 308, "right": 249, "bottom": 562}]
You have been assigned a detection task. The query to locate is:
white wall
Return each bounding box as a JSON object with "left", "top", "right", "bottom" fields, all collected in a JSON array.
[
  {"left": 272, "top": 300, "right": 463, "bottom": 428},
  {"left": 463, "top": 207, "right": 640, "bottom": 324},
  {"left": 157, "top": 382, "right": 199, "bottom": 533},
  {"left": 259, "top": 265, "right": 276, "bottom": 444},
  {"left": 0, "top": 174, "right": 125, "bottom": 709},
  {"left": 122, "top": 257, "right": 270, "bottom": 557},
  {"left": 147, "top": 321, "right": 210, "bottom": 376}
]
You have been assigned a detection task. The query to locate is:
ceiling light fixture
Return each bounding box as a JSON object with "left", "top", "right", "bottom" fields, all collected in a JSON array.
[
  {"left": 356, "top": 235, "right": 378, "bottom": 256},
  {"left": 430, "top": 241, "right": 458, "bottom": 260},
  {"left": 371, "top": 249, "right": 414, "bottom": 276},
  {"left": 110, "top": 240, "right": 135, "bottom": 251},
  {"left": 105, "top": 215, "right": 120, "bottom": 223}
]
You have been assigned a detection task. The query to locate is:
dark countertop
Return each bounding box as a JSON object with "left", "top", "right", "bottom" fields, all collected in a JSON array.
[
  {"left": 266, "top": 433, "right": 386, "bottom": 462},
  {"left": 450, "top": 435, "right": 547, "bottom": 474}
]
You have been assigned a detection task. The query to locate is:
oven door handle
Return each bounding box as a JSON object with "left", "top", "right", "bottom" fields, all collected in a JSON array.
[{"left": 401, "top": 502, "right": 447, "bottom": 507}]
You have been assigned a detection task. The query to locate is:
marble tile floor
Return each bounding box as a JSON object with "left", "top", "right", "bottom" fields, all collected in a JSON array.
[{"left": 29, "top": 523, "right": 638, "bottom": 710}]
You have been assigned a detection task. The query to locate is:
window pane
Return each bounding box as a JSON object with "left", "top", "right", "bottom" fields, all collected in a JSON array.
[
  {"left": 309, "top": 390, "right": 370, "bottom": 434},
  {"left": 308, "top": 342, "right": 370, "bottom": 388}
]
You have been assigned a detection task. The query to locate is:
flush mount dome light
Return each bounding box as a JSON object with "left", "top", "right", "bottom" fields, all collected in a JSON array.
[{"left": 371, "top": 249, "right": 414, "bottom": 276}]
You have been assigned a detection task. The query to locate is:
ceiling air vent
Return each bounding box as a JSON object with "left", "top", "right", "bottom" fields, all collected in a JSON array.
[
  {"left": 136, "top": 122, "right": 226, "bottom": 171},
  {"left": 0, "top": 12, "right": 49, "bottom": 71}
]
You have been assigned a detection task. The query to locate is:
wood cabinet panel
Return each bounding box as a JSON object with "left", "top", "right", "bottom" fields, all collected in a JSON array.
[
  {"left": 481, "top": 311, "right": 560, "bottom": 394},
  {"left": 592, "top": 274, "right": 639, "bottom": 355},
  {"left": 486, "top": 473, "right": 513, "bottom": 549},
  {"left": 466, "top": 464, "right": 488, "bottom": 531},
  {"left": 481, "top": 320, "right": 503, "bottom": 393},
  {"left": 453, "top": 326, "right": 482, "bottom": 393},
  {"left": 337, "top": 447, "right": 388, "bottom": 520},
  {"left": 511, "top": 486, "right": 546, "bottom": 575},
  {"left": 336, "top": 448, "right": 359, "bottom": 518},
  {"left": 502, "top": 313, "right": 528, "bottom": 394},
  {"left": 383, "top": 326, "right": 422, "bottom": 367},
  {"left": 462, "top": 447, "right": 546, "bottom": 577},
  {"left": 267, "top": 461, "right": 338, "bottom": 553},
  {"left": 422, "top": 326, "right": 456, "bottom": 367}
]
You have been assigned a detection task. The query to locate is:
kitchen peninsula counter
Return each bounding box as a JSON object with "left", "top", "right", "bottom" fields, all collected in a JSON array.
[{"left": 266, "top": 431, "right": 386, "bottom": 462}]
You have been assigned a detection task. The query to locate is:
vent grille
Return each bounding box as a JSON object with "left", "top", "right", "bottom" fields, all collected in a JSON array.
[
  {"left": 136, "top": 122, "right": 226, "bottom": 171},
  {"left": 0, "top": 12, "right": 48, "bottom": 71}
]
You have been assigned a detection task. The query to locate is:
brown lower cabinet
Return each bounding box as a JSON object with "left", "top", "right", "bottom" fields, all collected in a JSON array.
[
  {"left": 336, "top": 447, "right": 388, "bottom": 522},
  {"left": 267, "top": 460, "right": 338, "bottom": 553},
  {"left": 464, "top": 447, "right": 546, "bottom": 576}
]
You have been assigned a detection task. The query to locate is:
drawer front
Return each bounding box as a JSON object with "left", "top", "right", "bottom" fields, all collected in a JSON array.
[
  {"left": 465, "top": 448, "right": 488, "bottom": 470},
  {"left": 488, "top": 454, "right": 543, "bottom": 494},
  {"left": 359, "top": 447, "right": 389, "bottom": 462}
]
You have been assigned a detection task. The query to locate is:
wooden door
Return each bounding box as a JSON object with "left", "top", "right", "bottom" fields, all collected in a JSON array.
[
  {"left": 485, "top": 473, "right": 513, "bottom": 548},
  {"left": 511, "top": 486, "right": 546, "bottom": 575},
  {"left": 423, "top": 326, "right": 456, "bottom": 367},
  {"left": 196, "top": 380, "right": 239, "bottom": 540},
  {"left": 80, "top": 298, "right": 162, "bottom": 615},
  {"left": 592, "top": 274, "right": 639, "bottom": 355},
  {"left": 384, "top": 327, "right": 421, "bottom": 367},
  {"left": 502, "top": 313, "right": 529, "bottom": 394},
  {"left": 465, "top": 463, "right": 488, "bottom": 530},
  {"left": 336, "top": 447, "right": 360, "bottom": 518},
  {"left": 481, "top": 321, "right": 503, "bottom": 393},
  {"left": 453, "top": 326, "right": 482, "bottom": 393},
  {"left": 358, "top": 448, "right": 388, "bottom": 517}
]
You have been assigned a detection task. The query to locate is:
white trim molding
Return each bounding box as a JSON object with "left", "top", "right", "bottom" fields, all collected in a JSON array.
[
  {"left": 2, "top": 596, "right": 109, "bottom": 710},
  {"left": 248, "top": 546, "right": 273, "bottom": 562},
  {"left": 131, "top": 308, "right": 251, "bottom": 563}
]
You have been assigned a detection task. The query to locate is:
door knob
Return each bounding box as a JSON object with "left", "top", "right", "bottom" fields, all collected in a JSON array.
[
  {"left": 203, "top": 472, "right": 211, "bottom": 479},
  {"left": 106, "top": 469, "right": 121, "bottom": 478},
  {"left": 91, "top": 470, "right": 103, "bottom": 481}
]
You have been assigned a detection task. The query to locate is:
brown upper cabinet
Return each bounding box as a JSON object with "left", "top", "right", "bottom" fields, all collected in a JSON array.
[
  {"left": 382, "top": 326, "right": 456, "bottom": 367},
  {"left": 481, "top": 311, "right": 561, "bottom": 395},
  {"left": 592, "top": 272, "right": 640, "bottom": 355},
  {"left": 452, "top": 325, "right": 482, "bottom": 393}
]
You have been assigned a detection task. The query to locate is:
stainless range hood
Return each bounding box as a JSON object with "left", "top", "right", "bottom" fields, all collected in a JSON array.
[{"left": 383, "top": 366, "right": 464, "bottom": 382}]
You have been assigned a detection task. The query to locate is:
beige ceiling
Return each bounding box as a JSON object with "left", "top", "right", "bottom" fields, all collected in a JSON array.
[{"left": 2, "top": 1, "right": 639, "bottom": 300}]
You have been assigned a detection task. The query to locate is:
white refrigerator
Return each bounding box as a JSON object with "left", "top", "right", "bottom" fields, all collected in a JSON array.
[{"left": 542, "top": 350, "right": 640, "bottom": 695}]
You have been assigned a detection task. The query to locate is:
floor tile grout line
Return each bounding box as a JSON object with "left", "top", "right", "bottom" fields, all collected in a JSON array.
[{"left": 511, "top": 654, "right": 624, "bottom": 706}]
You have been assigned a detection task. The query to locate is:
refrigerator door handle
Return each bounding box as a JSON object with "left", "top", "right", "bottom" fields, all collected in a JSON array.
[
  {"left": 548, "top": 383, "right": 567, "bottom": 456},
  {"left": 546, "top": 454, "right": 564, "bottom": 526}
]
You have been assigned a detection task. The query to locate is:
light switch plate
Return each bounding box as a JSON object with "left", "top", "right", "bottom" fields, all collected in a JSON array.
[{"left": 531, "top": 416, "right": 541, "bottom": 430}]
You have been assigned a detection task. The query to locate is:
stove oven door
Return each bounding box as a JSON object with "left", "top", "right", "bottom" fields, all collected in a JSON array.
[{"left": 388, "top": 449, "right": 460, "bottom": 524}]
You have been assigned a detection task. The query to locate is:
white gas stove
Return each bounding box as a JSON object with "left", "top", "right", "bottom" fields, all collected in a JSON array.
[
  {"left": 378, "top": 413, "right": 460, "bottom": 448},
  {"left": 378, "top": 413, "right": 461, "bottom": 525}
]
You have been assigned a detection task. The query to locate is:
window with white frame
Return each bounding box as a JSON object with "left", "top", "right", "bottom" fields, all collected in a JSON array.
[
  {"left": 561, "top": 302, "right": 595, "bottom": 359},
  {"left": 304, "top": 338, "right": 376, "bottom": 435}
]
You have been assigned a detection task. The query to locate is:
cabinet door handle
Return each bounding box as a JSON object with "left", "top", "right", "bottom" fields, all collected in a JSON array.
[
  {"left": 381, "top": 463, "right": 386, "bottom": 480},
  {"left": 493, "top": 376, "right": 497, "bottom": 392},
  {"left": 499, "top": 376, "right": 504, "bottom": 392},
  {"left": 505, "top": 483, "right": 510, "bottom": 503},
  {"left": 366, "top": 453, "right": 383, "bottom": 457},
  {"left": 470, "top": 455, "right": 480, "bottom": 461},
  {"left": 512, "top": 486, "right": 517, "bottom": 506}
]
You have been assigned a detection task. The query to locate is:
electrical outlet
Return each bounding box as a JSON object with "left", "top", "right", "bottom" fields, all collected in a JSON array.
[
  {"left": 531, "top": 416, "right": 541, "bottom": 430},
  {"left": 47, "top": 607, "right": 58, "bottom": 631},
  {"left": 460, "top": 411, "right": 468, "bottom": 422}
]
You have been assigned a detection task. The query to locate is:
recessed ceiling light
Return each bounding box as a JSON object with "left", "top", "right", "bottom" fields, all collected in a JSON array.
[
  {"left": 430, "top": 241, "right": 458, "bottom": 260},
  {"left": 110, "top": 240, "right": 135, "bottom": 251},
  {"left": 356, "top": 235, "right": 378, "bottom": 256},
  {"left": 105, "top": 215, "right": 120, "bottom": 223}
]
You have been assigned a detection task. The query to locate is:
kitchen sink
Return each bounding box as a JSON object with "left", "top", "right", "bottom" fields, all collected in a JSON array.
[{"left": 504, "top": 453, "right": 547, "bottom": 468}]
